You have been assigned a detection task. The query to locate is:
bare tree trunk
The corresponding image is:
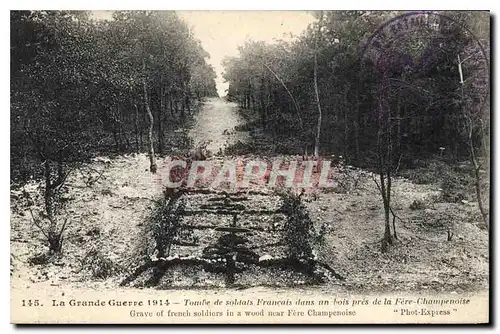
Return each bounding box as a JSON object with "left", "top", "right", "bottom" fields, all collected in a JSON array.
[
  {"left": 179, "top": 80, "right": 187, "bottom": 120},
  {"left": 354, "top": 89, "right": 361, "bottom": 163},
  {"left": 343, "top": 109, "right": 348, "bottom": 159},
  {"left": 386, "top": 97, "right": 394, "bottom": 241},
  {"left": 480, "top": 119, "right": 489, "bottom": 157},
  {"left": 185, "top": 87, "right": 191, "bottom": 115},
  {"left": 169, "top": 96, "right": 175, "bottom": 118},
  {"left": 139, "top": 104, "right": 144, "bottom": 151},
  {"left": 43, "top": 160, "right": 64, "bottom": 253},
  {"left": 180, "top": 88, "right": 186, "bottom": 121},
  {"left": 258, "top": 59, "right": 303, "bottom": 131},
  {"left": 142, "top": 59, "right": 157, "bottom": 174},
  {"left": 117, "top": 102, "right": 130, "bottom": 150},
  {"left": 259, "top": 76, "right": 266, "bottom": 126},
  {"left": 392, "top": 213, "right": 398, "bottom": 240},
  {"left": 379, "top": 163, "right": 393, "bottom": 252},
  {"left": 377, "top": 76, "right": 393, "bottom": 253},
  {"left": 313, "top": 11, "right": 323, "bottom": 157},
  {"left": 174, "top": 98, "right": 179, "bottom": 117},
  {"left": 44, "top": 160, "right": 54, "bottom": 222},
  {"left": 112, "top": 129, "right": 119, "bottom": 152}
]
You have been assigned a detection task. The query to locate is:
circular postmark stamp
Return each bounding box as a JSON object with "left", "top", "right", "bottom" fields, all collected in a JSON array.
[{"left": 359, "top": 11, "right": 489, "bottom": 117}]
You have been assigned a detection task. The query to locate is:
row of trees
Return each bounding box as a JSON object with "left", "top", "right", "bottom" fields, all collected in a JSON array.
[
  {"left": 11, "top": 10, "right": 218, "bottom": 252},
  {"left": 222, "top": 11, "right": 490, "bottom": 250},
  {"left": 222, "top": 11, "right": 489, "bottom": 162}
]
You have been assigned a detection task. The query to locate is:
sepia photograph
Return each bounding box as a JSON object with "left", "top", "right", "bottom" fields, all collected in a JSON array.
[{"left": 10, "top": 9, "right": 490, "bottom": 324}]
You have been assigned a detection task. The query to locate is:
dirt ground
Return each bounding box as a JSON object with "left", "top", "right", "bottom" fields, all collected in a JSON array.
[{"left": 10, "top": 98, "right": 488, "bottom": 294}]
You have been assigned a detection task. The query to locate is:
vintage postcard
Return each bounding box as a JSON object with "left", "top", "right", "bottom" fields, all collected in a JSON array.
[{"left": 10, "top": 10, "right": 490, "bottom": 324}]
